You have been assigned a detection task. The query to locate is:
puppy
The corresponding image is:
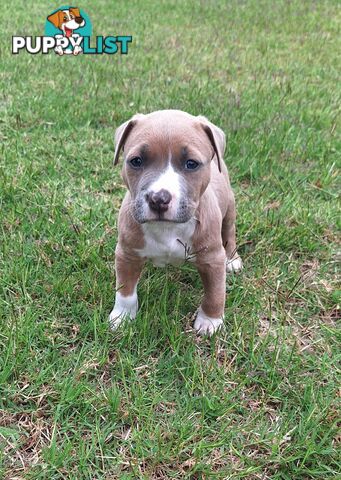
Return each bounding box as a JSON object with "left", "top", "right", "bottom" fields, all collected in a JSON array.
[
  {"left": 109, "top": 110, "right": 242, "bottom": 335},
  {"left": 47, "top": 7, "right": 85, "bottom": 55}
]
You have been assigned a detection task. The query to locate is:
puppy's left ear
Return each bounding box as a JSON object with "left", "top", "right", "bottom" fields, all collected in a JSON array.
[
  {"left": 197, "top": 116, "right": 226, "bottom": 173},
  {"left": 47, "top": 10, "right": 63, "bottom": 29},
  {"left": 113, "top": 114, "right": 144, "bottom": 165}
]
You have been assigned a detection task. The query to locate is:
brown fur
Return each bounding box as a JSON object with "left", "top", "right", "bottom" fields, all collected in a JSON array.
[{"left": 47, "top": 10, "right": 65, "bottom": 29}]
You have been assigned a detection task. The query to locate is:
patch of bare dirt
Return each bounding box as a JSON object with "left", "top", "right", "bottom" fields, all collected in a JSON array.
[{"left": 0, "top": 409, "right": 52, "bottom": 478}]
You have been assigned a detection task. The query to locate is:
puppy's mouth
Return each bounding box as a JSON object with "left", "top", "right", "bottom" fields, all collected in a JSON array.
[
  {"left": 64, "top": 27, "right": 73, "bottom": 37},
  {"left": 132, "top": 197, "right": 195, "bottom": 224},
  {"left": 146, "top": 209, "right": 174, "bottom": 222},
  {"left": 143, "top": 217, "right": 182, "bottom": 223}
]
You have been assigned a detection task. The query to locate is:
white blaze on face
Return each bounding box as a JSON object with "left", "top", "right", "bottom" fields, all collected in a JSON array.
[
  {"left": 62, "top": 9, "right": 83, "bottom": 31},
  {"left": 62, "top": 10, "right": 71, "bottom": 20},
  {"left": 146, "top": 159, "right": 182, "bottom": 218}
]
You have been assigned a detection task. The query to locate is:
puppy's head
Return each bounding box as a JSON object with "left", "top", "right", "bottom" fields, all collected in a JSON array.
[
  {"left": 47, "top": 8, "right": 85, "bottom": 35},
  {"left": 114, "top": 110, "right": 225, "bottom": 224}
]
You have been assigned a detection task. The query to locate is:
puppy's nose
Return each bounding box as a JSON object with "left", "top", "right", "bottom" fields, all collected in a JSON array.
[
  {"left": 75, "top": 16, "right": 83, "bottom": 24},
  {"left": 146, "top": 189, "right": 172, "bottom": 213}
]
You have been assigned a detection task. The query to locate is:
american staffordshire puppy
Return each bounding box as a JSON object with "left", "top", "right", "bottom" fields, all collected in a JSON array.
[{"left": 109, "top": 110, "right": 242, "bottom": 335}]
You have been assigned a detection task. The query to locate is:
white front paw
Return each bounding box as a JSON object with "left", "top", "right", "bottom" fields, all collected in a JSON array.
[
  {"left": 226, "top": 255, "right": 243, "bottom": 273},
  {"left": 194, "top": 307, "right": 224, "bottom": 336},
  {"left": 109, "top": 291, "right": 138, "bottom": 330},
  {"left": 73, "top": 45, "right": 82, "bottom": 55},
  {"left": 55, "top": 46, "right": 64, "bottom": 56}
]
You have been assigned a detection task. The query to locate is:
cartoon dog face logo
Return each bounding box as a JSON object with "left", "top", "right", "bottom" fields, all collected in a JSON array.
[
  {"left": 47, "top": 7, "right": 85, "bottom": 37},
  {"left": 47, "top": 7, "right": 85, "bottom": 55}
]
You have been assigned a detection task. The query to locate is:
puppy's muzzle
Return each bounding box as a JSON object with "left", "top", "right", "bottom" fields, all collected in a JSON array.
[
  {"left": 75, "top": 16, "right": 84, "bottom": 25},
  {"left": 146, "top": 189, "right": 172, "bottom": 213}
]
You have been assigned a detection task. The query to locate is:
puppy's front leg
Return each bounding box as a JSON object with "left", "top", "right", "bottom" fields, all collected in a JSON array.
[
  {"left": 194, "top": 250, "right": 226, "bottom": 336},
  {"left": 109, "top": 247, "right": 144, "bottom": 329}
]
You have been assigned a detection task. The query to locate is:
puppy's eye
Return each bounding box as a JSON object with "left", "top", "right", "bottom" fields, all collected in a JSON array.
[
  {"left": 63, "top": 16, "right": 68, "bottom": 21},
  {"left": 185, "top": 159, "right": 200, "bottom": 170},
  {"left": 129, "top": 157, "right": 143, "bottom": 168},
  {"left": 70, "top": 14, "right": 75, "bottom": 19}
]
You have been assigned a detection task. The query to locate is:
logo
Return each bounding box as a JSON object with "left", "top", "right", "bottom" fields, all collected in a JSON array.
[{"left": 12, "top": 6, "right": 132, "bottom": 56}]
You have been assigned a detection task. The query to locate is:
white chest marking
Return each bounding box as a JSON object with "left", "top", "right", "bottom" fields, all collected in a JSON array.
[{"left": 136, "top": 219, "right": 196, "bottom": 267}]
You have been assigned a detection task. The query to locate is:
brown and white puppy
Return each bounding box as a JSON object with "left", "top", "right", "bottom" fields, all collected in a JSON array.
[
  {"left": 109, "top": 110, "right": 242, "bottom": 335},
  {"left": 47, "top": 7, "right": 85, "bottom": 55}
]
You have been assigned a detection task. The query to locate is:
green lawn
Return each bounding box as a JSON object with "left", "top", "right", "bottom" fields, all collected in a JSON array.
[{"left": 1, "top": 1, "right": 340, "bottom": 478}]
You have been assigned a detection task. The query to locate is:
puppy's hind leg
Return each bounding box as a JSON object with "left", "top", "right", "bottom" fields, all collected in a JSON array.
[{"left": 222, "top": 196, "right": 243, "bottom": 273}]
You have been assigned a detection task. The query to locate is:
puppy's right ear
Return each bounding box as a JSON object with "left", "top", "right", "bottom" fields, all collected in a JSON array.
[
  {"left": 47, "top": 10, "right": 63, "bottom": 29},
  {"left": 113, "top": 114, "right": 143, "bottom": 165}
]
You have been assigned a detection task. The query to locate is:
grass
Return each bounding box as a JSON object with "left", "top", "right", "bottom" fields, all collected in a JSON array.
[{"left": 0, "top": 0, "right": 340, "bottom": 478}]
